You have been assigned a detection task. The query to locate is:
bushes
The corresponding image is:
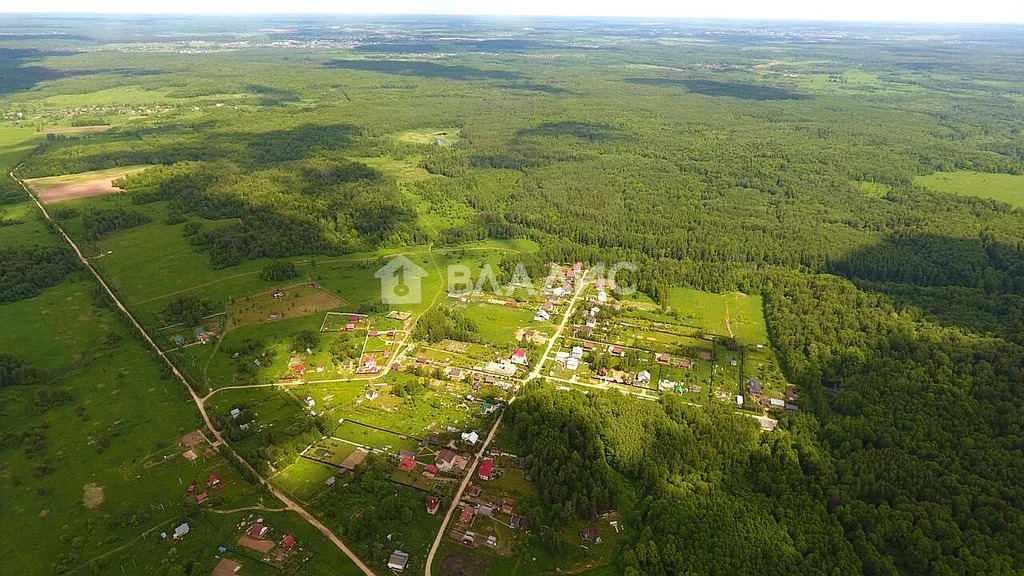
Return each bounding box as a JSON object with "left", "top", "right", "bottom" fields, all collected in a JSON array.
[
  {"left": 259, "top": 260, "right": 298, "bottom": 282},
  {"left": 0, "top": 353, "right": 48, "bottom": 387},
  {"left": 164, "top": 296, "right": 217, "bottom": 327},
  {"left": 81, "top": 206, "right": 149, "bottom": 239}
]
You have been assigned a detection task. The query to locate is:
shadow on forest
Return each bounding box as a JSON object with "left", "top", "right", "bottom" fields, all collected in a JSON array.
[
  {"left": 497, "top": 82, "right": 574, "bottom": 95},
  {"left": 324, "top": 58, "right": 522, "bottom": 81},
  {"left": 0, "top": 48, "right": 167, "bottom": 97},
  {"left": 830, "top": 233, "right": 1024, "bottom": 343},
  {"left": 623, "top": 77, "right": 807, "bottom": 100},
  {"left": 0, "top": 49, "right": 92, "bottom": 96},
  {"left": 23, "top": 123, "right": 362, "bottom": 177},
  {"left": 517, "top": 121, "right": 622, "bottom": 141}
]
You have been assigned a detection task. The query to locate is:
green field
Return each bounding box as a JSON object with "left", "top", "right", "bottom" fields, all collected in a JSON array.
[
  {"left": 916, "top": 171, "right": 1024, "bottom": 207},
  {"left": 664, "top": 288, "right": 769, "bottom": 345}
]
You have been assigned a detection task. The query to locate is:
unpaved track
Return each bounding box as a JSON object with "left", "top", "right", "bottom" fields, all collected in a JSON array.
[
  {"left": 12, "top": 167, "right": 378, "bottom": 576},
  {"left": 423, "top": 271, "right": 591, "bottom": 575}
]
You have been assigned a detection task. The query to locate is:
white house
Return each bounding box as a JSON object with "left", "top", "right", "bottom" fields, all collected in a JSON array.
[
  {"left": 636, "top": 370, "right": 651, "bottom": 384},
  {"left": 566, "top": 357, "right": 579, "bottom": 371},
  {"left": 461, "top": 431, "right": 480, "bottom": 445},
  {"left": 173, "top": 523, "right": 190, "bottom": 539},
  {"left": 304, "top": 396, "right": 315, "bottom": 408},
  {"left": 571, "top": 346, "right": 583, "bottom": 359}
]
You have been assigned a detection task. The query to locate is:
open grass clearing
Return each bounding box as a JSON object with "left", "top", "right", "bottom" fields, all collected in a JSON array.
[
  {"left": 664, "top": 288, "right": 769, "bottom": 345},
  {"left": 915, "top": 171, "right": 1024, "bottom": 208}
]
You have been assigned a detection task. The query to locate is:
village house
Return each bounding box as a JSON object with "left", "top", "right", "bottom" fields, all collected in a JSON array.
[
  {"left": 399, "top": 456, "right": 417, "bottom": 471},
  {"left": 195, "top": 492, "right": 209, "bottom": 504},
  {"left": 461, "top": 431, "right": 479, "bottom": 445},
  {"left": 636, "top": 370, "right": 651, "bottom": 385},
  {"left": 509, "top": 348, "right": 527, "bottom": 365},
  {"left": 173, "top": 523, "right": 190, "bottom": 540},
  {"left": 388, "top": 550, "right": 410, "bottom": 572},
  {"left": 571, "top": 346, "right": 584, "bottom": 359},
  {"left": 208, "top": 474, "right": 223, "bottom": 489},
  {"left": 426, "top": 495, "right": 441, "bottom": 515},
  {"left": 656, "top": 353, "right": 670, "bottom": 363},
  {"left": 435, "top": 449, "right": 457, "bottom": 472},
  {"left": 478, "top": 458, "right": 494, "bottom": 481},
  {"left": 566, "top": 357, "right": 579, "bottom": 370},
  {"left": 423, "top": 464, "right": 439, "bottom": 477},
  {"left": 280, "top": 534, "right": 296, "bottom": 549},
  {"left": 747, "top": 379, "right": 763, "bottom": 396},
  {"left": 459, "top": 505, "right": 476, "bottom": 524},
  {"left": 248, "top": 523, "right": 268, "bottom": 539},
  {"left": 580, "top": 526, "right": 603, "bottom": 544},
  {"left": 453, "top": 453, "right": 471, "bottom": 471}
]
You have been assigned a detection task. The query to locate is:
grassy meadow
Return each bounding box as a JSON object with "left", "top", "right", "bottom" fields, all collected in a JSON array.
[{"left": 916, "top": 171, "right": 1024, "bottom": 207}]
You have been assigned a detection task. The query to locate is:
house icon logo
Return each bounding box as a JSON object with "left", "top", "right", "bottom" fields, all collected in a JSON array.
[{"left": 375, "top": 255, "right": 428, "bottom": 305}]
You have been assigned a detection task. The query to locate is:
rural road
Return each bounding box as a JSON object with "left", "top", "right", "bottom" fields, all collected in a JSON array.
[
  {"left": 423, "top": 270, "right": 591, "bottom": 576},
  {"left": 13, "top": 168, "right": 380, "bottom": 576}
]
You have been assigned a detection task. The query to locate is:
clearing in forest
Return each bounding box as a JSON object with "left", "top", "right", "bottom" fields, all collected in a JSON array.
[
  {"left": 25, "top": 165, "right": 150, "bottom": 204},
  {"left": 915, "top": 171, "right": 1024, "bottom": 208},
  {"left": 395, "top": 128, "right": 461, "bottom": 146},
  {"left": 665, "top": 288, "right": 769, "bottom": 345}
]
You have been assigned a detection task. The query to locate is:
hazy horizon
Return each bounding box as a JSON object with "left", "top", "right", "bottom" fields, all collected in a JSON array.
[{"left": 1, "top": 1, "right": 1022, "bottom": 25}]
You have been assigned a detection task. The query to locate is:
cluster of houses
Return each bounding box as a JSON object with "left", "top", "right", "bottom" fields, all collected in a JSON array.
[
  {"left": 453, "top": 484, "right": 523, "bottom": 548},
  {"left": 535, "top": 262, "right": 584, "bottom": 322},
  {"left": 745, "top": 379, "right": 799, "bottom": 411},
  {"left": 553, "top": 344, "right": 585, "bottom": 371}
]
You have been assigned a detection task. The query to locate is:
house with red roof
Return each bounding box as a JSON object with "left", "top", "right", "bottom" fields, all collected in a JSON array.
[
  {"left": 426, "top": 495, "right": 441, "bottom": 515},
  {"left": 398, "top": 456, "right": 417, "bottom": 471},
  {"left": 423, "top": 464, "right": 439, "bottom": 477},
  {"left": 248, "top": 523, "right": 268, "bottom": 539},
  {"left": 195, "top": 492, "right": 209, "bottom": 504},
  {"left": 478, "top": 458, "right": 494, "bottom": 481},
  {"left": 510, "top": 348, "right": 527, "bottom": 365},
  {"left": 281, "top": 534, "right": 296, "bottom": 548},
  {"left": 208, "top": 474, "right": 222, "bottom": 488}
]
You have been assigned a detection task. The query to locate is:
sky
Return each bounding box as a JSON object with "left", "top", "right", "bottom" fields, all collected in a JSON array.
[{"left": 2, "top": 0, "right": 1023, "bottom": 24}]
